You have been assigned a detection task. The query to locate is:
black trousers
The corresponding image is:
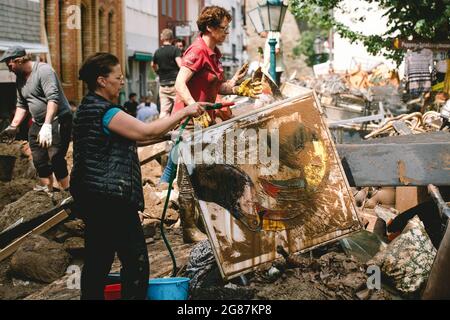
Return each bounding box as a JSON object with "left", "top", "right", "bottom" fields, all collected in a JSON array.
[
  {"left": 78, "top": 197, "right": 149, "bottom": 300},
  {"left": 28, "top": 115, "right": 72, "bottom": 180}
]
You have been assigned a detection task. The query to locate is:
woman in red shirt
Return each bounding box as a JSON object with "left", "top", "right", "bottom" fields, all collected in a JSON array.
[
  {"left": 174, "top": 6, "right": 256, "bottom": 126},
  {"left": 173, "top": 6, "right": 260, "bottom": 243}
]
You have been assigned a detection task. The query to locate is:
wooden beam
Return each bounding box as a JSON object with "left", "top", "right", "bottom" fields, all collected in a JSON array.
[
  {"left": 0, "top": 210, "right": 69, "bottom": 263},
  {"left": 337, "top": 132, "right": 450, "bottom": 187},
  {"left": 138, "top": 142, "right": 169, "bottom": 166}
]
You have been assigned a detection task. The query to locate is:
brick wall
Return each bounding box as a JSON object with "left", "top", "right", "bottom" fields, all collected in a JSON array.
[
  {"left": 158, "top": 0, "right": 188, "bottom": 45},
  {"left": 43, "top": 0, "right": 125, "bottom": 104}
]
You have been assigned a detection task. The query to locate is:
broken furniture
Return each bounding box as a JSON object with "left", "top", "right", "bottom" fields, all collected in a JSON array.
[{"left": 337, "top": 132, "right": 450, "bottom": 187}]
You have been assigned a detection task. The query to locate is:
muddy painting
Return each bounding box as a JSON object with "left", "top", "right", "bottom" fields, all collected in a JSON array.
[{"left": 179, "top": 92, "right": 361, "bottom": 280}]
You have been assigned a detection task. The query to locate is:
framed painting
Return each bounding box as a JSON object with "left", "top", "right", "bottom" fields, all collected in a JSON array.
[{"left": 179, "top": 91, "right": 361, "bottom": 280}]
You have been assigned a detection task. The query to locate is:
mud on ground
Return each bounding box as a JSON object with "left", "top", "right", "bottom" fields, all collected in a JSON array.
[{"left": 0, "top": 141, "right": 36, "bottom": 180}]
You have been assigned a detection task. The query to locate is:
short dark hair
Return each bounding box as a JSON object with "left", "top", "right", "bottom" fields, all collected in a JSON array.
[
  {"left": 79, "top": 52, "right": 120, "bottom": 92},
  {"left": 129, "top": 93, "right": 137, "bottom": 99},
  {"left": 197, "top": 6, "right": 232, "bottom": 33},
  {"left": 175, "top": 38, "right": 186, "bottom": 46}
]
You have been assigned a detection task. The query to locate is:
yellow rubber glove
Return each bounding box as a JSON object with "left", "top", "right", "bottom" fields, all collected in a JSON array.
[
  {"left": 193, "top": 112, "right": 212, "bottom": 128},
  {"left": 235, "top": 78, "right": 263, "bottom": 98}
]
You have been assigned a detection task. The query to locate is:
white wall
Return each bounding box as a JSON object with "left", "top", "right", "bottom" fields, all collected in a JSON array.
[
  {"left": 332, "top": 0, "right": 396, "bottom": 72},
  {"left": 204, "top": 0, "right": 246, "bottom": 69},
  {"left": 125, "top": 0, "right": 159, "bottom": 98},
  {"left": 188, "top": 0, "right": 201, "bottom": 36},
  {"left": 125, "top": 0, "right": 159, "bottom": 55}
]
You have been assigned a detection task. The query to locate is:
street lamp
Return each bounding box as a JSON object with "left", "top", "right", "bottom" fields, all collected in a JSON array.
[
  {"left": 313, "top": 37, "right": 324, "bottom": 64},
  {"left": 248, "top": 0, "right": 288, "bottom": 83}
]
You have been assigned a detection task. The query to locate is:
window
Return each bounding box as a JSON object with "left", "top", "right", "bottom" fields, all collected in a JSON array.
[
  {"left": 176, "top": 0, "right": 181, "bottom": 20},
  {"left": 109, "top": 11, "right": 117, "bottom": 55},
  {"left": 99, "top": 9, "right": 107, "bottom": 52},
  {"left": 232, "top": 44, "right": 236, "bottom": 62},
  {"left": 181, "top": 0, "right": 186, "bottom": 21},
  {"left": 168, "top": 0, "right": 173, "bottom": 18},
  {"left": 232, "top": 7, "right": 236, "bottom": 29},
  {"left": 161, "top": 0, "right": 166, "bottom": 16},
  {"left": 241, "top": 5, "right": 246, "bottom": 26}
]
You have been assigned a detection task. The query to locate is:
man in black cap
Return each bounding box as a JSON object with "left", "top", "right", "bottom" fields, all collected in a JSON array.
[{"left": 0, "top": 46, "right": 72, "bottom": 193}]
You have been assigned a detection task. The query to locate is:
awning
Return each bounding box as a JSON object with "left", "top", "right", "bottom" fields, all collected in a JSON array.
[
  {"left": 0, "top": 40, "right": 48, "bottom": 54},
  {"left": 134, "top": 52, "right": 153, "bottom": 62}
]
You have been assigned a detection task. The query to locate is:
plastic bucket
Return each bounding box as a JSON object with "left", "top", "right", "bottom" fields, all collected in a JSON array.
[
  {"left": 104, "top": 284, "right": 122, "bottom": 300},
  {"left": 106, "top": 272, "right": 121, "bottom": 285},
  {"left": 0, "top": 155, "right": 16, "bottom": 182},
  {"left": 147, "top": 277, "right": 190, "bottom": 300}
]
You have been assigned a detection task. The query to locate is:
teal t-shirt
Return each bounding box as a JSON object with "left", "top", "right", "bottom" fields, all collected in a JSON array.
[{"left": 102, "top": 108, "right": 121, "bottom": 135}]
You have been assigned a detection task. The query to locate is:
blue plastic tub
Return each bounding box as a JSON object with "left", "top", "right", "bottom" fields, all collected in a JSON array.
[{"left": 147, "top": 277, "right": 190, "bottom": 300}]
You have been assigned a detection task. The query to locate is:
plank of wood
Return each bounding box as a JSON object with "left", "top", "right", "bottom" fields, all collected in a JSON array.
[
  {"left": 337, "top": 132, "right": 450, "bottom": 187},
  {"left": 0, "top": 210, "right": 69, "bottom": 263},
  {"left": 138, "top": 142, "right": 169, "bottom": 166}
]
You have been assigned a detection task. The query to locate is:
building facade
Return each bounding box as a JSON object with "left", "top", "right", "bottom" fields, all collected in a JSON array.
[
  {"left": 158, "top": 0, "right": 189, "bottom": 45},
  {"left": 42, "top": 0, "right": 125, "bottom": 104},
  {"left": 125, "top": 0, "right": 158, "bottom": 98},
  {"left": 204, "top": 0, "right": 247, "bottom": 78}
]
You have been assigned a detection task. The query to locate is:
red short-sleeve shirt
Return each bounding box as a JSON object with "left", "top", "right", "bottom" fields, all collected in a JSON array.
[{"left": 172, "top": 35, "right": 225, "bottom": 120}]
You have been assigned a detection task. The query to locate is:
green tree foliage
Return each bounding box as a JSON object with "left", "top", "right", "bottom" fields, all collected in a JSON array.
[
  {"left": 289, "top": 0, "right": 450, "bottom": 64},
  {"left": 293, "top": 29, "right": 329, "bottom": 66}
]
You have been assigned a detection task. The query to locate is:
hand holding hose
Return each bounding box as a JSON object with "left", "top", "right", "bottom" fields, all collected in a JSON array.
[{"left": 183, "top": 102, "right": 213, "bottom": 118}]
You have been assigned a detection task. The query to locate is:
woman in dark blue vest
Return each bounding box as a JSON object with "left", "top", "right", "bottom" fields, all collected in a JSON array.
[{"left": 72, "top": 53, "right": 205, "bottom": 300}]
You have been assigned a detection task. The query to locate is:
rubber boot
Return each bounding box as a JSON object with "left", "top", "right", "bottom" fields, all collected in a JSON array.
[{"left": 179, "top": 196, "right": 207, "bottom": 244}]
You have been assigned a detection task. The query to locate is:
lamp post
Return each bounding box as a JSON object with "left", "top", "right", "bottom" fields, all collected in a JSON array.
[
  {"left": 313, "top": 37, "right": 324, "bottom": 64},
  {"left": 248, "top": 0, "right": 288, "bottom": 84}
]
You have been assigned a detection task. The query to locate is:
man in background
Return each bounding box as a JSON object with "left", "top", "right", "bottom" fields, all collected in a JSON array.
[
  {"left": 137, "top": 96, "right": 159, "bottom": 123},
  {"left": 0, "top": 46, "right": 72, "bottom": 193},
  {"left": 174, "top": 38, "right": 186, "bottom": 55},
  {"left": 124, "top": 93, "right": 138, "bottom": 118},
  {"left": 152, "top": 29, "right": 182, "bottom": 119}
]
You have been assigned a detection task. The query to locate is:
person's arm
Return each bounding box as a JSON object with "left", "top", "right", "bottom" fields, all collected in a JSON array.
[
  {"left": 175, "top": 47, "right": 183, "bottom": 68},
  {"left": 40, "top": 65, "right": 61, "bottom": 124},
  {"left": 136, "top": 133, "right": 172, "bottom": 147},
  {"left": 10, "top": 107, "right": 28, "bottom": 128},
  {"left": 44, "top": 101, "right": 58, "bottom": 124},
  {"left": 175, "top": 57, "right": 182, "bottom": 68},
  {"left": 219, "top": 80, "right": 236, "bottom": 95},
  {"left": 175, "top": 66, "right": 196, "bottom": 106},
  {"left": 151, "top": 61, "right": 158, "bottom": 73},
  {"left": 108, "top": 103, "right": 206, "bottom": 142}
]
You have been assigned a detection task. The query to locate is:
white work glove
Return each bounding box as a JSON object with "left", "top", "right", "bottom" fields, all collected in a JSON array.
[{"left": 38, "top": 123, "right": 53, "bottom": 148}]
